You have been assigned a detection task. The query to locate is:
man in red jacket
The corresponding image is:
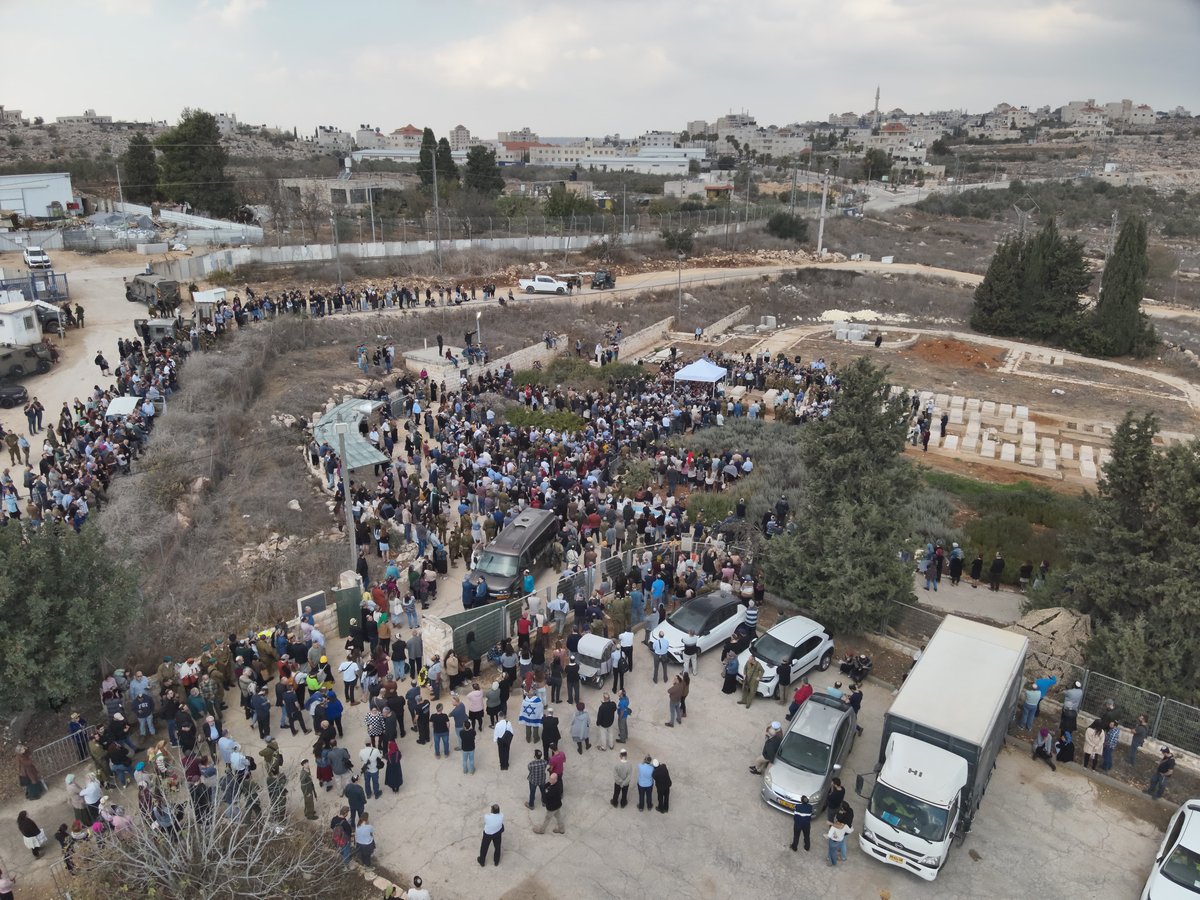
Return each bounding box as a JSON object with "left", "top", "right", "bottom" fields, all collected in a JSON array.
[{"left": 786, "top": 680, "right": 813, "bottom": 722}]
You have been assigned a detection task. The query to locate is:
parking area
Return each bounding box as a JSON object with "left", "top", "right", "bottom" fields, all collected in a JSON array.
[{"left": 298, "top": 621, "right": 1163, "bottom": 899}]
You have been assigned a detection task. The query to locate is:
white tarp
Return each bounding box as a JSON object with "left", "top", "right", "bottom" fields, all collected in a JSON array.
[{"left": 673, "top": 358, "right": 727, "bottom": 384}]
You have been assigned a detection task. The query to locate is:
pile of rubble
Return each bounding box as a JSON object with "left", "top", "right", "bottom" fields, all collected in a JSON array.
[{"left": 1008, "top": 606, "right": 1092, "bottom": 677}]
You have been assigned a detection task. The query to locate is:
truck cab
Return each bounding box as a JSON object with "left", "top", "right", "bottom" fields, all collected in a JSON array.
[
  {"left": 859, "top": 733, "right": 966, "bottom": 881},
  {"left": 518, "top": 274, "right": 568, "bottom": 295},
  {"left": 125, "top": 274, "right": 181, "bottom": 314}
]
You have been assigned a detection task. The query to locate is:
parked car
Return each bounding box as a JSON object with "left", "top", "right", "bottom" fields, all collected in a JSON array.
[
  {"left": 761, "top": 693, "right": 857, "bottom": 814},
  {"left": 656, "top": 592, "right": 747, "bottom": 664},
  {"left": 467, "top": 508, "right": 559, "bottom": 604},
  {"left": 590, "top": 269, "right": 616, "bottom": 290},
  {"left": 518, "top": 275, "right": 569, "bottom": 295},
  {"left": 0, "top": 345, "right": 52, "bottom": 380},
  {"left": 737, "top": 616, "right": 835, "bottom": 698},
  {"left": 125, "top": 274, "right": 181, "bottom": 312},
  {"left": 0, "top": 381, "right": 29, "bottom": 408},
  {"left": 22, "top": 246, "right": 51, "bottom": 269},
  {"left": 1142, "top": 798, "right": 1200, "bottom": 900}
]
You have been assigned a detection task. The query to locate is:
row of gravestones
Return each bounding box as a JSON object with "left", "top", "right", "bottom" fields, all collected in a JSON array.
[{"left": 892, "top": 387, "right": 1107, "bottom": 479}]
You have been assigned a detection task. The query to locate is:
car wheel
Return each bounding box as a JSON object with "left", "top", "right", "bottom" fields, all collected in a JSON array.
[
  {"left": 818, "top": 651, "right": 832, "bottom": 671},
  {"left": 35, "top": 359, "right": 50, "bottom": 374},
  {"left": 556, "top": 287, "right": 565, "bottom": 294},
  {"left": 0, "top": 397, "right": 13, "bottom": 408},
  {"left": 9, "top": 365, "right": 24, "bottom": 378},
  {"left": 525, "top": 286, "right": 535, "bottom": 294}
]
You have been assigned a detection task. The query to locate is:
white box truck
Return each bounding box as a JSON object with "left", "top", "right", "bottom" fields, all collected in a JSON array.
[{"left": 857, "top": 615, "right": 1027, "bottom": 881}]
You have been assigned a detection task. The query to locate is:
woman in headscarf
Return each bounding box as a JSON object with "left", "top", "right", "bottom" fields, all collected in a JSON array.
[
  {"left": 15, "top": 746, "right": 45, "bottom": 800},
  {"left": 16, "top": 810, "right": 46, "bottom": 858}
]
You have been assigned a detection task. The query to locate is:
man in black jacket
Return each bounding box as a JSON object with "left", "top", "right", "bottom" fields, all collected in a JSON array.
[
  {"left": 541, "top": 708, "right": 561, "bottom": 759},
  {"left": 532, "top": 772, "right": 565, "bottom": 834},
  {"left": 653, "top": 759, "right": 672, "bottom": 813}
]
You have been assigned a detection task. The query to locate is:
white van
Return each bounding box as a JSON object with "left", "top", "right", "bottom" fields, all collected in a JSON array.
[{"left": 22, "top": 246, "right": 51, "bottom": 269}]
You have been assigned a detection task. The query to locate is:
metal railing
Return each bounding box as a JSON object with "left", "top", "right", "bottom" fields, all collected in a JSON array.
[
  {"left": 879, "top": 598, "right": 1200, "bottom": 756},
  {"left": 32, "top": 725, "right": 96, "bottom": 778}
]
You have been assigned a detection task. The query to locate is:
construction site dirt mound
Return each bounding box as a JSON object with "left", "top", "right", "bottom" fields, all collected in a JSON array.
[{"left": 907, "top": 337, "right": 1005, "bottom": 369}]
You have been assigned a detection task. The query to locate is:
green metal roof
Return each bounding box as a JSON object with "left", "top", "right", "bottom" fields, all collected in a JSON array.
[{"left": 313, "top": 399, "right": 389, "bottom": 471}]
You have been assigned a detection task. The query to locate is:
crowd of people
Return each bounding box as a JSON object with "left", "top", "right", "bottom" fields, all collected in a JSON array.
[{"left": 0, "top": 323, "right": 185, "bottom": 530}]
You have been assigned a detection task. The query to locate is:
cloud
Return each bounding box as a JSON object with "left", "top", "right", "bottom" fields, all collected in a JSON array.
[{"left": 215, "top": 0, "right": 266, "bottom": 26}]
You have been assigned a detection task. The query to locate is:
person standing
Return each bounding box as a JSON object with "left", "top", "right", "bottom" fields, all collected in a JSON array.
[
  {"left": 611, "top": 748, "right": 631, "bottom": 808},
  {"left": 355, "top": 812, "right": 376, "bottom": 867},
  {"left": 570, "top": 702, "right": 591, "bottom": 754},
  {"left": 1019, "top": 683, "right": 1041, "bottom": 730},
  {"left": 339, "top": 657, "right": 361, "bottom": 705},
  {"left": 430, "top": 704, "right": 451, "bottom": 759},
  {"left": 619, "top": 627, "right": 635, "bottom": 674},
  {"left": 565, "top": 655, "right": 581, "bottom": 706},
  {"left": 826, "top": 778, "right": 846, "bottom": 822},
  {"left": 652, "top": 758, "right": 672, "bottom": 813},
  {"left": 666, "top": 676, "right": 684, "bottom": 727},
  {"left": 609, "top": 643, "right": 626, "bottom": 692},
  {"left": 1102, "top": 720, "right": 1121, "bottom": 771},
  {"left": 722, "top": 651, "right": 740, "bottom": 694},
  {"left": 1082, "top": 720, "right": 1104, "bottom": 770},
  {"left": 330, "top": 806, "right": 353, "bottom": 867},
  {"left": 15, "top": 745, "right": 46, "bottom": 800},
  {"left": 525, "top": 749, "right": 547, "bottom": 809},
  {"left": 532, "top": 772, "right": 565, "bottom": 835},
  {"left": 16, "top": 810, "right": 46, "bottom": 858},
  {"left": 519, "top": 688, "right": 544, "bottom": 744},
  {"left": 299, "top": 759, "right": 318, "bottom": 820},
  {"left": 1060, "top": 681, "right": 1084, "bottom": 735},
  {"left": 826, "top": 818, "right": 851, "bottom": 867},
  {"left": 596, "top": 694, "right": 617, "bottom": 750},
  {"left": 636, "top": 755, "right": 655, "bottom": 811},
  {"left": 740, "top": 656, "right": 764, "bottom": 707},
  {"left": 460, "top": 720, "right": 477, "bottom": 775},
  {"left": 969, "top": 552, "right": 984, "bottom": 588},
  {"left": 651, "top": 631, "right": 670, "bottom": 684},
  {"left": 790, "top": 795, "right": 814, "bottom": 852},
  {"left": 359, "top": 741, "right": 383, "bottom": 799},
  {"left": 478, "top": 804, "right": 504, "bottom": 867},
  {"left": 682, "top": 631, "right": 699, "bottom": 675},
  {"left": 342, "top": 775, "right": 367, "bottom": 827},
  {"left": 616, "top": 690, "right": 631, "bottom": 743},
  {"left": 749, "top": 722, "right": 783, "bottom": 774},
  {"left": 1147, "top": 747, "right": 1175, "bottom": 799},
  {"left": 988, "top": 552, "right": 1005, "bottom": 591},
  {"left": 1129, "top": 715, "right": 1149, "bottom": 768},
  {"left": 493, "top": 714, "right": 514, "bottom": 770},
  {"left": 384, "top": 739, "right": 404, "bottom": 792}
]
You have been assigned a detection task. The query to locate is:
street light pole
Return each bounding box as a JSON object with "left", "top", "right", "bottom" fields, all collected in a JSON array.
[
  {"left": 476, "top": 310, "right": 482, "bottom": 350},
  {"left": 334, "top": 422, "right": 357, "bottom": 573},
  {"left": 330, "top": 214, "right": 343, "bottom": 285},
  {"left": 816, "top": 171, "right": 830, "bottom": 258},
  {"left": 677, "top": 251, "right": 684, "bottom": 318}
]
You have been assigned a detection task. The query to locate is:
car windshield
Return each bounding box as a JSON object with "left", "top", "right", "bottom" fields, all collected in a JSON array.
[
  {"left": 776, "top": 732, "right": 831, "bottom": 775},
  {"left": 667, "top": 604, "right": 710, "bottom": 634},
  {"left": 476, "top": 552, "right": 518, "bottom": 578},
  {"left": 1161, "top": 842, "right": 1200, "bottom": 893},
  {"left": 753, "top": 633, "right": 794, "bottom": 666},
  {"left": 869, "top": 783, "right": 950, "bottom": 843}
]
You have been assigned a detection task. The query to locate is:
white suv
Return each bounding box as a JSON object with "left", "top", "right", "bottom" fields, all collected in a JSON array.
[
  {"left": 737, "top": 615, "right": 834, "bottom": 698},
  {"left": 23, "top": 246, "right": 51, "bottom": 269}
]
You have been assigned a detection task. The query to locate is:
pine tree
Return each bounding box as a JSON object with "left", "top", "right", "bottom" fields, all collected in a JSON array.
[
  {"left": 155, "top": 109, "right": 237, "bottom": 217},
  {"left": 436, "top": 137, "right": 458, "bottom": 182},
  {"left": 970, "top": 235, "right": 1024, "bottom": 335},
  {"left": 120, "top": 132, "right": 159, "bottom": 204},
  {"left": 1066, "top": 412, "right": 1200, "bottom": 701},
  {"left": 759, "top": 358, "right": 917, "bottom": 632},
  {"left": 1092, "top": 217, "right": 1157, "bottom": 356},
  {"left": 463, "top": 146, "right": 504, "bottom": 196},
  {"left": 417, "top": 127, "right": 436, "bottom": 185}
]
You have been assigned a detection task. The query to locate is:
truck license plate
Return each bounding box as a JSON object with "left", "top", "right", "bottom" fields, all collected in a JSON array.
[{"left": 887, "top": 854, "right": 904, "bottom": 865}]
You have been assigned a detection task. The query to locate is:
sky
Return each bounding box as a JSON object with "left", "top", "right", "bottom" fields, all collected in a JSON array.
[{"left": 6, "top": 0, "right": 1199, "bottom": 138}]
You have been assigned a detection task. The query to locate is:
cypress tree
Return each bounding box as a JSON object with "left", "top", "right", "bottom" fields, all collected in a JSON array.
[{"left": 1092, "top": 217, "right": 1157, "bottom": 356}]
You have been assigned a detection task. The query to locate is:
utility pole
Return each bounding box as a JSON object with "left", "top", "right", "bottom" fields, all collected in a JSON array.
[
  {"left": 330, "top": 214, "right": 343, "bottom": 285},
  {"left": 431, "top": 141, "right": 442, "bottom": 269},
  {"left": 368, "top": 183, "right": 376, "bottom": 242},
  {"left": 677, "top": 251, "right": 684, "bottom": 317},
  {"left": 789, "top": 167, "right": 798, "bottom": 216},
  {"left": 816, "top": 172, "right": 830, "bottom": 257},
  {"left": 622, "top": 182, "right": 627, "bottom": 235},
  {"left": 334, "top": 423, "right": 357, "bottom": 573},
  {"left": 1097, "top": 210, "right": 1119, "bottom": 299},
  {"left": 115, "top": 164, "right": 125, "bottom": 207}
]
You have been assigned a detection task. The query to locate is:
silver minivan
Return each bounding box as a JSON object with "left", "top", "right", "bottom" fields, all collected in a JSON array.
[{"left": 761, "top": 693, "right": 857, "bottom": 814}]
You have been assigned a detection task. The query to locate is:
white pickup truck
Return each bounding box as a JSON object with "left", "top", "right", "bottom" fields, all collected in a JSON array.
[{"left": 518, "top": 274, "right": 569, "bottom": 295}]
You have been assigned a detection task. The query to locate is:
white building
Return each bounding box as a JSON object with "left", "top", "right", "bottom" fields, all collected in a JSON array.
[
  {"left": 355, "top": 125, "right": 386, "bottom": 149},
  {"left": 449, "top": 125, "right": 473, "bottom": 151},
  {"left": 55, "top": 108, "right": 112, "bottom": 125},
  {"left": 313, "top": 125, "right": 353, "bottom": 151},
  {"left": 214, "top": 112, "right": 239, "bottom": 136},
  {"left": 686, "top": 120, "right": 710, "bottom": 137},
  {"left": 0, "top": 299, "right": 43, "bottom": 347},
  {"left": 638, "top": 130, "right": 678, "bottom": 149},
  {"left": 498, "top": 127, "right": 539, "bottom": 143},
  {"left": 0, "top": 172, "right": 75, "bottom": 218}
]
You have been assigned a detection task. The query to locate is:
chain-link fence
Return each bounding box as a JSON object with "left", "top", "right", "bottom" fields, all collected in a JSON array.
[{"left": 876, "top": 597, "right": 1200, "bottom": 757}]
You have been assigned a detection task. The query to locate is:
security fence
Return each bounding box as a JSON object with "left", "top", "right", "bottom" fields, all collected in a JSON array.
[
  {"left": 879, "top": 598, "right": 1200, "bottom": 757},
  {"left": 32, "top": 725, "right": 96, "bottom": 778}
]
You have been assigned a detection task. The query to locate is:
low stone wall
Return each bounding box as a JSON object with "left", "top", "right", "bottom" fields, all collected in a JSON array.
[
  {"left": 621, "top": 316, "right": 675, "bottom": 360},
  {"left": 705, "top": 304, "right": 750, "bottom": 338}
]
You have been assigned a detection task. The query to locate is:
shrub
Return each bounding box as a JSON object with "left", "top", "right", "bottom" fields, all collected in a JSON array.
[
  {"left": 766, "top": 211, "right": 809, "bottom": 243},
  {"left": 503, "top": 406, "right": 585, "bottom": 432}
]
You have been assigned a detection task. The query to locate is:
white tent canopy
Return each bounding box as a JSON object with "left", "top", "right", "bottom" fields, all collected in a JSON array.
[{"left": 673, "top": 358, "right": 727, "bottom": 384}]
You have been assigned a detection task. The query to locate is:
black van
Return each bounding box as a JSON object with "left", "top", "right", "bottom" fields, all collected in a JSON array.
[{"left": 469, "top": 508, "right": 560, "bottom": 604}]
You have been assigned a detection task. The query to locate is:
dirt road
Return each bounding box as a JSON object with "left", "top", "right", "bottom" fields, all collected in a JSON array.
[{"left": 0, "top": 250, "right": 148, "bottom": 438}]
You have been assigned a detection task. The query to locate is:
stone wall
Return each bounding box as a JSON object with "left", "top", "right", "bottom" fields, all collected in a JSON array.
[
  {"left": 705, "top": 304, "right": 750, "bottom": 338},
  {"left": 620, "top": 316, "right": 675, "bottom": 360}
]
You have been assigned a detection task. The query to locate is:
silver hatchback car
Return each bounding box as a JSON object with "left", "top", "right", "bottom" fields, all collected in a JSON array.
[{"left": 761, "top": 693, "right": 857, "bottom": 814}]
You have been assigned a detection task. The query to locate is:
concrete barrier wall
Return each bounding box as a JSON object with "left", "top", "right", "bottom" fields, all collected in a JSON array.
[
  {"left": 705, "top": 304, "right": 750, "bottom": 337},
  {"left": 152, "top": 220, "right": 762, "bottom": 283},
  {"left": 621, "top": 316, "right": 675, "bottom": 360}
]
